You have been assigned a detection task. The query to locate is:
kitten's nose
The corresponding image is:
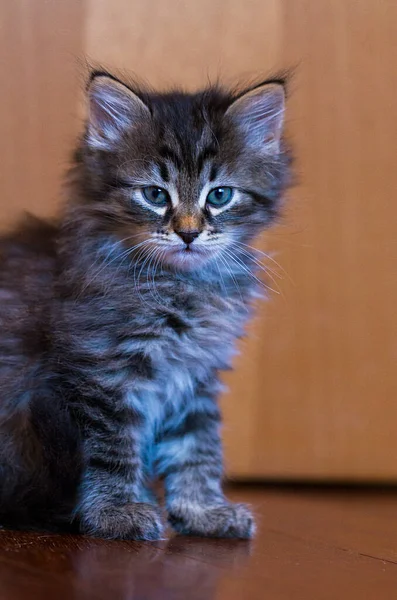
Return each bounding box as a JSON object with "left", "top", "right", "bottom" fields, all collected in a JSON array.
[{"left": 175, "top": 230, "right": 200, "bottom": 246}]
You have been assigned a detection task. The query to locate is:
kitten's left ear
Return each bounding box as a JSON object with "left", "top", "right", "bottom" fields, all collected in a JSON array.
[
  {"left": 86, "top": 74, "right": 151, "bottom": 150},
  {"left": 226, "top": 83, "right": 285, "bottom": 154}
]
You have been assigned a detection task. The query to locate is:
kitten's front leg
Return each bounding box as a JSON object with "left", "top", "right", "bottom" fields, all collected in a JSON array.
[
  {"left": 76, "top": 392, "right": 163, "bottom": 540},
  {"left": 156, "top": 387, "right": 255, "bottom": 539}
]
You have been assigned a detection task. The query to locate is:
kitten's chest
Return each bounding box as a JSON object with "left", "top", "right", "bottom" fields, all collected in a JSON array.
[
  {"left": 153, "top": 293, "right": 246, "bottom": 373},
  {"left": 72, "top": 283, "right": 251, "bottom": 429},
  {"left": 129, "top": 296, "right": 247, "bottom": 434},
  {"left": 118, "top": 291, "right": 249, "bottom": 416}
]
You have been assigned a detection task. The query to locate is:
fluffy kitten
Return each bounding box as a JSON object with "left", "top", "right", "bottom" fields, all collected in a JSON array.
[{"left": 0, "top": 71, "right": 290, "bottom": 539}]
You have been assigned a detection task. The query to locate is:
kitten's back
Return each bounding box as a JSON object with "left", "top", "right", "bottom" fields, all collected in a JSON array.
[
  {"left": 0, "top": 217, "right": 81, "bottom": 527},
  {"left": 0, "top": 216, "right": 57, "bottom": 411}
]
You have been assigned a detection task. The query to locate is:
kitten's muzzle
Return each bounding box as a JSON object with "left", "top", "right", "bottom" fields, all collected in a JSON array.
[{"left": 175, "top": 230, "right": 200, "bottom": 246}]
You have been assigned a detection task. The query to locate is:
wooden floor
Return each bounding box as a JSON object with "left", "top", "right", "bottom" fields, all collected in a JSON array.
[{"left": 1, "top": 484, "right": 397, "bottom": 599}]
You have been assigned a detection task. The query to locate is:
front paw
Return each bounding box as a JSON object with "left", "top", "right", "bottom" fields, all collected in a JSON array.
[
  {"left": 168, "top": 502, "right": 255, "bottom": 539},
  {"left": 80, "top": 503, "right": 164, "bottom": 540}
]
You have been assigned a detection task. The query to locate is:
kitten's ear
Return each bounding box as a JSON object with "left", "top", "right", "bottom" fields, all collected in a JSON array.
[
  {"left": 226, "top": 83, "right": 285, "bottom": 154},
  {"left": 86, "top": 75, "right": 150, "bottom": 149}
]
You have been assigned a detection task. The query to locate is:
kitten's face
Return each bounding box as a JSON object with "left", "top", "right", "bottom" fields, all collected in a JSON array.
[{"left": 81, "top": 75, "right": 288, "bottom": 271}]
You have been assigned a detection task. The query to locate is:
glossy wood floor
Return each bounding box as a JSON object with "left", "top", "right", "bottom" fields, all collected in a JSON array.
[{"left": 1, "top": 484, "right": 397, "bottom": 599}]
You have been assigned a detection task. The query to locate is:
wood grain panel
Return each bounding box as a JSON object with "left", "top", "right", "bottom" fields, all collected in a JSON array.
[
  {"left": 85, "top": 0, "right": 283, "bottom": 88},
  {"left": 0, "top": 0, "right": 85, "bottom": 227},
  {"left": 1, "top": 0, "right": 396, "bottom": 481},
  {"left": 224, "top": 0, "right": 397, "bottom": 480}
]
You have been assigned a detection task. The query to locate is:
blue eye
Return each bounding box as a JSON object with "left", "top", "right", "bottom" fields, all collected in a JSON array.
[
  {"left": 142, "top": 186, "right": 169, "bottom": 207},
  {"left": 206, "top": 187, "right": 234, "bottom": 207}
]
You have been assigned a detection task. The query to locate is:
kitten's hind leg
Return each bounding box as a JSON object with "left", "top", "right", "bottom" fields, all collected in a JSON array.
[
  {"left": 0, "top": 392, "right": 83, "bottom": 532},
  {"left": 156, "top": 385, "right": 255, "bottom": 539}
]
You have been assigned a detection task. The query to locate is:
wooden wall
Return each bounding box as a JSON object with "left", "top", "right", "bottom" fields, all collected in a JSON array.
[{"left": 1, "top": 0, "right": 396, "bottom": 480}]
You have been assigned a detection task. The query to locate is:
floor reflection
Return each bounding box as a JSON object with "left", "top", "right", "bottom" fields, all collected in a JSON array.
[{"left": 72, "top": 535, "right": 252, "bottom": 600}]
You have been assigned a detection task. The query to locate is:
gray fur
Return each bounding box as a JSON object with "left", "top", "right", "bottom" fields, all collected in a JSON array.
[{"left": 0, "top": 71, "right": 291, "bottom": 539}]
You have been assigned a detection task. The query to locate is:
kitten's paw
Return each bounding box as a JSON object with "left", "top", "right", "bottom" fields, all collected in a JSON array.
[
  {"left": 168, "top": 502, "right": 255, "bottom": 539},
  {"left": 80, "top": 503, "right": 164, "bottom": 540}
]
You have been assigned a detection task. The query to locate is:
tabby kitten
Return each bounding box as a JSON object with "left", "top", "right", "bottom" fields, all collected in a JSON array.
[{"left": 0, "top": 71, "right": 290, "bottom": 539}]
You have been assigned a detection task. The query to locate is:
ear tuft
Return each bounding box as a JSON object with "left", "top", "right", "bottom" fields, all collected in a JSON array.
[
  {"left": 226, "top": 84, "right": 285, "bottom": 154},
  {"left": 87, "top": 75, "right": 150, "bottom": 149}
]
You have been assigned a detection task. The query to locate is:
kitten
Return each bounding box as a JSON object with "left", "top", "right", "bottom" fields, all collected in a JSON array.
[{"left": 0, "top": 71, "right": 290, "bottom": 539}]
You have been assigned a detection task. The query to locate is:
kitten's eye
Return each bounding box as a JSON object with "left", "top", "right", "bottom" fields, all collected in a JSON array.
[
  {"left": 206, "top": 187, "right": 234, "bottom": 207},
  {"left": 142, "top": 186, "right": 169, "bottom": 207}
]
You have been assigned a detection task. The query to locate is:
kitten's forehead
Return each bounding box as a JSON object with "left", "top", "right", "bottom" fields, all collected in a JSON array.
[
  {"left": 155, "top": 135, "right": 228, "bottom": 208},
  {"left": 153, "top": 102, "right": 222, "bottom": 176},
  {"left": 139, "top": 94, "right": 239, "bottom": 203}
]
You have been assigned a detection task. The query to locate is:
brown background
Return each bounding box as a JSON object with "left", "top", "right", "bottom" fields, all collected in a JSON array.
[{"left": 1, "top": 0, "right": 396, "bottom": 481}]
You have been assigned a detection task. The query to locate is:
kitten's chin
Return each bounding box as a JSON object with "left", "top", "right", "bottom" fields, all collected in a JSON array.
[{"left": 163, "top": 247, "right": 213, "bottom": 271}]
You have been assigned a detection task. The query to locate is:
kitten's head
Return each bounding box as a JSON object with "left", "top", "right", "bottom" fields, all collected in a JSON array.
[{"left": 76, "top": 72, "right": 290, "bottom": 271}]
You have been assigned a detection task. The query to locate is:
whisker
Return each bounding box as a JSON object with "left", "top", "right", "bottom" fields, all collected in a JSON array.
[
  {"left": 233, "top": 240, "right": 294, "bottom": 284},
  {"left": 151, "top": 248, "right": 167, "bottom": 306},
  {"left": 110, "top": 238, "right": 152, "bottom": 288},
  {"left": 225, "top": 248, "right": 280, "bottom": 295},
  {"left": 135, "top": 245, "right": 162, "bottom": 309},
  {"left": 153, "top": 247, "right": 167, "bottom": 305},
  {"left": 231, "top": 244, "right": 283, "bottom": 281},
  {"left": 131, "top": 244, "right": 154, "bottom": 305},
  {"left": 146, "top": 246, "right": 164, "bottom": 306},
  {"left": 217, "top": 252, "right": 246, "bottom": 307},
  {"left": 213, "top": 255, "right": 228, "bottom": 297},
  {"left": 144, "top": 248, "right": 157, "bottom": 305},
  {"left": 230, "top": 245, "right": 284, "bottom": 297},
  {"left": 80, "top": 238, "right": 150, "bottom": 295},
  {"left": 137, "top": 247, "right": 156, "bottom": 306}
]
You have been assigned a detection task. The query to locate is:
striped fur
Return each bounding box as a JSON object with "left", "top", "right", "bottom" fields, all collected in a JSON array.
[{"left": 0, "top": 71, "right": 291, "bottom": 539}]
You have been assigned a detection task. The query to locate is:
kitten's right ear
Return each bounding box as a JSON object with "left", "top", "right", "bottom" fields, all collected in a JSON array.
[{"left": 86, "top": 74, "right": 150, "bottom": 149}]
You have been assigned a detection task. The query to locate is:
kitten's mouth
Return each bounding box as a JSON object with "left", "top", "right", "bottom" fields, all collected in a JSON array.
[
  {"left": 174, "top": 245, "right": 202, "bottom": 258},
  {"left": 173, "top": 243, "right": 202, "bottom": 254},
  {"left": 163, "top": 243, "right": 212, "bottom": 270}
]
